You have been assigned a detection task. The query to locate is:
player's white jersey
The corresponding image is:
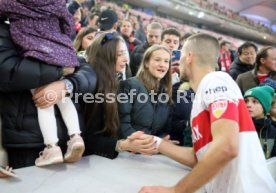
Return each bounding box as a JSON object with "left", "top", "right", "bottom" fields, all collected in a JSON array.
[{"left": 191, "top": 71, "right": 276, "bottom": 193}]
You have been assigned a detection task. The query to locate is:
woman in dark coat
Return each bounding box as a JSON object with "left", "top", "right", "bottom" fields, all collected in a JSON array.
[
  {"left": 83, "top": 32, "right": 156, "bottom": 158},
  {"left": 0, "top": 20, "right": 97, "bottom": 169},
  {"left": 118, "top": 45, "right": 172, "bottom": 138}
]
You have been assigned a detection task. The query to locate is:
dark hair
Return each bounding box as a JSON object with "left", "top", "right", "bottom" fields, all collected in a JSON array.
[
  {"left": 238, "top": 42, "right": 257, "bottom": 55},
  {"left": 84, "top": 32, "right": 125, "bottom": 136},
  {"left": 181, "top": 32, "right": 193, "bottom": 42},
  {"left": 161, "top": 28, "right": 181, "bottom": 41},
  {"left": 220, "top": 41, "right": 230, "bottom": 48},
  {"left": 255, "top": 46, "right": 274, "bottom": 70}
]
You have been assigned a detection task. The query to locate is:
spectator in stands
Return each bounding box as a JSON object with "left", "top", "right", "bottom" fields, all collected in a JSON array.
[
  {"left": 218, "top": 41, "right": 236, "bottom": 72},
  {"left": 83, "top": 32, "right": 156, "bottom": 158},
  {"left": 171, "top": 81, "right": 194, "bottom": 146},
  {"left": 118, "top": 45, "right": 172, "bottom": 138},
  {"left": 0, "top": 19, "right": 96, "bottom": 169},
  {"left": 120, "top": 19, "right": 142, "bottom": 77},
  {"left": 170, "top": 32, "right": 194, "bottom": 145},
  {"left": 68, "top": 0, "right": 90, "bottom": 32},
  {"left": 130, "top": 22, "right": 163, "bottom": 76},
  {"left": 68, "top": 0, "right": 88, "bottom": 16},
  {"left": 73, "top": 27, "right": 97, "bottom": 57},
  {"left": 244, "top": 86, "right": 276, "bottom": 159},
  {"left": 236, "top": 46, "right": 276, "bottom": 94},
  {"left": 134, "top": 15, "right": 146, "bottom": 43},
  {"left": 87, "top": 13, "right": 99, "bottom": 28},
  {"left": 139, "top": 33, "right": 276, "bottom": 193},
  {"left": 98, "top": 9, "right": 119, "bottom": 32},
  {"left": 160, "top": 28, "right": 181, "bottom": 53},
  {"left": 79, "top": 6, "right": 91, "bottom": 27},
  {"left": 160, "top": 28, "right": 181, "bottom": 85},
  {"left": 229, "top": 42, "right": 257, "bottom": 80},
  {"left": 120, "top": 19, "right": 142, "bottom": 54},
  {"left": 72, "top": 8, "right": 83, "bottom": 34}
]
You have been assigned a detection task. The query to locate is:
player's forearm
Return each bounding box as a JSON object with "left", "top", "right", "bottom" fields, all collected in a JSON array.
[
  {"left": 174, "top": 140, "right": 238, "bottom": 193},
  {"left": 159, "top": 140, "right": 197, "bottom": 168}
]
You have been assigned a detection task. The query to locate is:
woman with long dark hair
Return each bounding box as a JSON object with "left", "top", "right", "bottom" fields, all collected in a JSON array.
[{"left": 83, "top": 32, "right": 156, "bottom": 158}]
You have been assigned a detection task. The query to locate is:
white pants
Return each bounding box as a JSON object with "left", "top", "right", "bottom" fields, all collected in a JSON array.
[{"left": 31, "top": 90, "right": 80, "bottom": 145}]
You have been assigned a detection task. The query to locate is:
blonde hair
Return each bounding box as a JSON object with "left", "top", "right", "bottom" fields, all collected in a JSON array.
[
  {"left": 73, "top": 27, "right": 97, "bottom": 52},
  {"left": 136, "top": 45, "right": 173, "bottom": 104}
]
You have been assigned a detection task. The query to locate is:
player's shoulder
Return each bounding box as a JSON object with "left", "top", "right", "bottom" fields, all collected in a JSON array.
[
  {"left": 200, "top": 72, "right": 235, "bottom": 91},
  {"left": 203, "top": 71, "right": 232, "bottom": 83},
  {"left": 199, "top": 71, "right": 243, "bottom": 102}
]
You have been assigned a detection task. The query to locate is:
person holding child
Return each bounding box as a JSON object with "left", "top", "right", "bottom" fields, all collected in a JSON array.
[
  {"left": 0, "top": 3, "right": 96, "bottom": 169},
  {"left": 0, "top": 0, "right": 90, "bottom": 167}
]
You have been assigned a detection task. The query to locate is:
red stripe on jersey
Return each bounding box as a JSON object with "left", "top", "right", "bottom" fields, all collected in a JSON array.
[
  {"left": 192, "top": 110, "right": 212, "bottom": 152},
  {"left": 192, "top": 99, "right": 256, "bottom": 152}
]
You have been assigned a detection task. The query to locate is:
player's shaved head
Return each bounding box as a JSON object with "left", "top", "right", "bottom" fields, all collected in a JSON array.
[{"left": 183, "top": 33, "right": 219, "bottom": 69}]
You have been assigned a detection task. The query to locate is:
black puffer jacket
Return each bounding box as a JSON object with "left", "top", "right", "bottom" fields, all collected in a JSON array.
[
  {"left": 171, "top": 81, "right": 193, "bottom": 146},
  {"left": 228, "top": 57, "right": 254, "bottom": 80},
  {"left": 253, "top": 118, "right": 276, "bottom": 159},
  {"left": 122, "top": 35, "right": 142, "bottom": 54},
  {"left": 130, "top": 42, "right": 150, "bottom": 76},
  {"left": 118, "top": 77, "right": 171, "bottom": 138},
  {"left": 0, "top": 21, "right": 97, "bottom": 149}
]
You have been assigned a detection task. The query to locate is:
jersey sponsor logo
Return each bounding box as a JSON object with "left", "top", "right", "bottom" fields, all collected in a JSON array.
[
  {"left": 192, "top": 125, "right": 203, "bottom": 143},
  {"left": 211, "top": 100, "right": 228, "bottom": 119},
  {"left": 191, "top": 110, "right": 212, "bottom": 152},
  {"left": 205, "top": 86, "right": 228, "bottom": 95}
]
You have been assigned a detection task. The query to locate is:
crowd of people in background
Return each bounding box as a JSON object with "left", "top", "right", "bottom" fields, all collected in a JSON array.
[
  {"left": 193, "top": 0, "right": 272, "bottom": 33},
  {"left": 0, "top": 0, "right": 275, "bottom": 192}
]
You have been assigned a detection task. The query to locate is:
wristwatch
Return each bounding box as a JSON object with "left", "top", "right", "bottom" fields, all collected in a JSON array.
[{"left": 64, "top": 79, "right": 74, "bottom": 95}]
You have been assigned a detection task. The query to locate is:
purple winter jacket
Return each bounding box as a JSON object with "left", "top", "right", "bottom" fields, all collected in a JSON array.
[{"left": 0, "top": 0, "right": 79, "bottom": 67}]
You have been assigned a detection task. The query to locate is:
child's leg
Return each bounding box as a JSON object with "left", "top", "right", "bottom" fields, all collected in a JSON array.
[
  {"left": 30, "top": 90, "right": 63, "bottom": 167},
  {"left": 30, "top": 89, "right": 58, "bottom": 145},
  {"left": 56, "top": 97, "right": 81, "bottom": 136},
  {"left": 57, "top": 97, "right": 84, "bottom": 163},
  {"left": 35, "top": 106, "right": 63, "bottom": 166},
  {"left": 37, "top": 105, "right": 59, "bottom": 145}
]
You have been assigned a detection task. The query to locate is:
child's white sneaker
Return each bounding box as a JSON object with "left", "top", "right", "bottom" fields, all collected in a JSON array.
[
  {"left": 64, "top": 134, "right": 85, "bottom": 163},
  {"left": 35, "top": 145, "right": 63, "bottom": 167}
]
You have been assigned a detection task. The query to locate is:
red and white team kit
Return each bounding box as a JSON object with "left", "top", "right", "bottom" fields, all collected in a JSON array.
[{"left": 191, "top": 71, "right": 276, "bottom": 193}]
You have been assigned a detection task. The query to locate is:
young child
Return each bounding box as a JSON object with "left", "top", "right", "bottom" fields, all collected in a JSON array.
[
  {"left": 244, "top": 86, "right": 276, "bottom": 159},
  {"left": 0, "top": 0, "right": 85, "bottom": 166}
]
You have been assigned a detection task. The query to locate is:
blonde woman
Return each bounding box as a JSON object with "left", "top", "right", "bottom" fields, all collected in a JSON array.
[
  {"left": 118, "top": 45, "right": 172, "bottom": 138},
  {"left": 73, "top": 27, "right": 97, "bottom": 57}
]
